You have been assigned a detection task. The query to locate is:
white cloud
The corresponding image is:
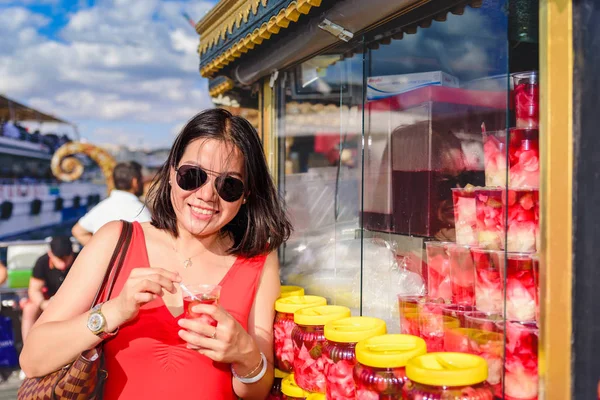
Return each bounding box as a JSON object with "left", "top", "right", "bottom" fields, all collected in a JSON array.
[
  {"left": 0, "top": 7, "right": 50, "bottom": 30},
  {"left": 90, "top": 127, "right": 147, "bottom": 147},
  {"left": 0, "top": 0, "right": 216, "bottom": 148},
  {"left": 170, "top": 28, "right": 198, "bottom": 55}
]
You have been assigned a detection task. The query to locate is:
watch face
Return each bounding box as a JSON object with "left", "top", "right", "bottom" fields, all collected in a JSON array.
[{"left": 87, "top": 313, "right": 104, "bottom": 333}]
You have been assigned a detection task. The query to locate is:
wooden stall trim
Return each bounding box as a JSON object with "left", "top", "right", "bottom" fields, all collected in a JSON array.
[{"left": 539, "top": 0, "right": 573, "bottom": 399}]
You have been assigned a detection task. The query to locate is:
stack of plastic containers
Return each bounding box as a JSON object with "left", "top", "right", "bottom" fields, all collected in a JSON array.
[
  {"left": 269, "top": 286, "right": 308, "bottom": 399},
  {"left": 354, "top": 334, "right": 427, "bottom": 399},
  {"left": 405, "top": 71, "right": 540, "bottom": 400},
  {"left": 282, "top": 374, "right": 309, "bottom": 399},
  {"left": 405, "top": 353, "right": 494, "bottom": 399},
  {"left": 272, "top": 285, "right": 402, "bottom": 398},
  {"left": 323, "top": 317, "right": 387, "bottom": 399},
  {"left": 272, "top": 282, "right": 448, "bottom": 398},
  {"left": 292, "top": 305, "right": 351, "bottom": 393},
  {"left": 274, "top": 295, "right": 328, "bottom": 373},
  {"left": 268, "top": 369, "right": 290, "bottom": 400},
  {"left": 281, "top": 285, "right": 306, "bottom": 298}
]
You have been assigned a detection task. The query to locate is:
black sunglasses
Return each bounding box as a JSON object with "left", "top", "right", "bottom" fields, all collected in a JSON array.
[{"left": 175, "top": 165, "right": 245, "bottom": 203}]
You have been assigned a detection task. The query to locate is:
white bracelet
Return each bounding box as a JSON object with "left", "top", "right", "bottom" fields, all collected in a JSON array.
[{"left": 231, "top": 352, "right": 267, "bottom": 384}]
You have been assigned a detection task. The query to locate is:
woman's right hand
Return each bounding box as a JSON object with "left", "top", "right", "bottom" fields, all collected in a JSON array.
[{"left": 107, "top": 268, "right": 181, "bottom": 327}]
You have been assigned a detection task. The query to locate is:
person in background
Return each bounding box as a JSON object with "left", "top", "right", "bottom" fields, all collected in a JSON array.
[
  {"left": 21, "top": 236, "right": 77, "bottom": 342},
  {"left": 2, "top": 120, "right": 20, "bottom": 139},
  {"left": 0, "top": 261, "right": 7, "bottom": 286},
  {"left": 71, "top": 161, "right": 151, "bottom": 245},
  {"left": 18, "top": 236, "right": 77, "bottom": 380}
]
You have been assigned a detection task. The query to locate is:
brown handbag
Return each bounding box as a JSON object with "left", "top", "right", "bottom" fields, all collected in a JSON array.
[{"left": 17, "top": 220, "right": 133, "bottom": 400}]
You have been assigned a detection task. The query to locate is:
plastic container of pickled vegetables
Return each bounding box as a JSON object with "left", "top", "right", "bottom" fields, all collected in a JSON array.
[
  {"left": 512, "top": 71, "right": 539, "bottom": 129},
  {"left": 280, "top": 285, "right": 305, "bottom": 298},
  {"left": 267, "top": 369, "right": 289, "bottom": 400},
  {"left": 274, "top": 295, "right": 327, "bottom": 372},
  {"left": 323, "top": 316, "right": 387, "bottom": 400},
  {"left": 405, "top": 352, "right": 493, "bottom": 399},
  {"left": 292, "top": 305, "right": 351, "bottom": 392},
  {"left": 281, "top": 374, "right": 308, "bottom": 400},
  {"left": 452, "top": 187, "right": 479, "bottom": 246},
  {"left": 354, "top": 334, "right": 427, "bottom": 399}
]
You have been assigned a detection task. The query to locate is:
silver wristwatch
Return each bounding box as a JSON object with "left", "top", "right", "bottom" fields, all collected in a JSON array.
[{"left": 87, "top": 303, "right": 118, "bottom": 339}]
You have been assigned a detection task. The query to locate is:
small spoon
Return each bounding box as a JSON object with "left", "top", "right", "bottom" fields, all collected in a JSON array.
[{"left": 179, "top": 283, "right": 199, "bottom": 301}]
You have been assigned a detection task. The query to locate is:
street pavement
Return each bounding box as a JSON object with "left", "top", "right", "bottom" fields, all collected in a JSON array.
[{"left": 0, "top": 372, "right": 20, "bottom": 399}]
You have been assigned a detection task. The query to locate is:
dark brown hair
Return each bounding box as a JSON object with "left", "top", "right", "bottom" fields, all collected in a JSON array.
[{"left": 147, "top": 108, "right": 291, "bottom": 257}]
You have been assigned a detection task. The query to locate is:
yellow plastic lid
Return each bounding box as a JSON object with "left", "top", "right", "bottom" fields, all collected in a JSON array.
[
  {"left": 355, "top": 334, "right": 427, "bottom": 368},
  {"left": 324, "top": 316, "right": 387, "bottom": 343},
  {"left": 275, "top": 295, "right": 327, "bottom": 314},
  {"left": 280, "top": 285, "right": 305, "bottom": 298},
  {"left": 281, "top": 374, "right": 307, "bottom": 398},
  {"left": 294, "top": 305, "right": 351, "bottom": 326},
  {"left": 406, "top": 352, "right": 488, "bottom": 387},
  {"left": 307, "top": 393, "right": 326, "bottom": 400},
  {"left": 274, "top": 368, "right": 289, "bottom": 379}
]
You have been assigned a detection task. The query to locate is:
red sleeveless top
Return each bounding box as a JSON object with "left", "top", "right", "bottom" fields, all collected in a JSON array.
[{"left": 103, "top": 222, "right": 267, "bottom": 399}]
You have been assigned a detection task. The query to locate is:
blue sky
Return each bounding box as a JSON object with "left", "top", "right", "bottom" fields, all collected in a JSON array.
[{"left": 0, "top": 0, "right": 217, "bottom": 149}]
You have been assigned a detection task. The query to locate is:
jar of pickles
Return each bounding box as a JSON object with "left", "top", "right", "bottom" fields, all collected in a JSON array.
[
  {"left": 281, "top": 374, "right": 308, "bottom": 400},
  {"left": 267, "top": 369, "right": 289, "bottom": 400},
  {"left": 323, "top": 317, "right": 387, "bottom": 400},
  {"left": 292, "top": 305, "right": 351, "bottom": 393},
  {"left": 354, "top": 334, "right": 427, "bottom": 399},
  {"left": 280, "top": 285, "right": 305, "bottom": 298},
  {"left": 405, "top": 353, "right": 494, "bottom": 400},
  {"left": 275, "top": 296, "right": 328, "bottom": 372}
]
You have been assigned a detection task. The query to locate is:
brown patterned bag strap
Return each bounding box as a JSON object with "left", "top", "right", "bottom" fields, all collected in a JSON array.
[
  {"left": 104, "top": 221, "right": 133, "bottom": 301},
  {"left": 90, "top": 220, "right": 133, "bottom": 308}
]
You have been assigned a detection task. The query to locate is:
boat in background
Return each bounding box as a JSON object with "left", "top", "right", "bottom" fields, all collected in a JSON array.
[{"left": 0, "top": 95, "right": 108, "bottom": 240}]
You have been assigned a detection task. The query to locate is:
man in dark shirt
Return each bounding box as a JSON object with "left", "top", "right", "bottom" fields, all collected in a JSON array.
[{"left": 21, "top": 236, "right": 77, "bottom": 343}]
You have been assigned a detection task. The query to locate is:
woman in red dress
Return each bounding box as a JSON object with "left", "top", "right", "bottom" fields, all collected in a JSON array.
[{"left": 20, "top": 108, "right": 292, "bottom": 399}]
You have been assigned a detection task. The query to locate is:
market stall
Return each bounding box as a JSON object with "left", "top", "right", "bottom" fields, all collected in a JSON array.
[{"left": 196, "top": 0, "right": 581, "bottom": 397}]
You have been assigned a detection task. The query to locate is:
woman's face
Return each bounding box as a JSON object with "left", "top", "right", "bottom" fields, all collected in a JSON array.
[{"left": 170, "top": 138, "right": 245, "bottom": 238}]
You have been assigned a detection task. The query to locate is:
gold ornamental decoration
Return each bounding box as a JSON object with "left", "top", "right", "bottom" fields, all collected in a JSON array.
[
  {"left": 197, "top": 0, "right": 323, "bottom": 78},
  {"left": 209, "top": 77, "right": 235, "bottom": 97},
  {"left": 51, "top": 142, "right": 117, "bottom": 194}
]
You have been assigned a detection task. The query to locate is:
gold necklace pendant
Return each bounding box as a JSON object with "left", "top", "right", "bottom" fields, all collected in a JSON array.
[{"left": 183, "top": 258, "right": 193, "bottom": 269}]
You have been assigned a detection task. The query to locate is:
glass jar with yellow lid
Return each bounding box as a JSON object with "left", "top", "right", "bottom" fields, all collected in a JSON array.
[
  {"left": 405, "top": 352, "right": 493, "bottom": 399},
  {"left": 281, "top": 374, "right": 308, "bottom": 400},
  {"left": 291, "top": 305, "right": 351, "bottom": 393},
  {"left": 275, "top": 295, "right": 328, "bottom": 372},
  {"left": 280, "top": 285, "right": 305, "bottom": 298},
  {"left": 323, "top": 316, "right": 387, "bottom": 400},
  {"left": 354, "top": 334, "right": 427, "bottom": 399},
  {"left": 267, "top": 369, "right": 289, "bottom": 400}
]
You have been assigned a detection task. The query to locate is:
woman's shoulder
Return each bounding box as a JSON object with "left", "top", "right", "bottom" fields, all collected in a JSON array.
[
  {"left": 138, "top": 222, "right": 172, "bottom": 253},
  {"left": 86, "top": 220, "right": 125, "bottom": 249},
  {"left": 138, "top": 221, "right": 163, "bottom": 241},
  {"left": 237, "top": 251, "right": 276, "bottom": 271}
]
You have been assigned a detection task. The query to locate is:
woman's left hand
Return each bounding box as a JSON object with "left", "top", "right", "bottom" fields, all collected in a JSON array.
[{"left": 177, "top": 304, "right": 256, "bottom": 364}]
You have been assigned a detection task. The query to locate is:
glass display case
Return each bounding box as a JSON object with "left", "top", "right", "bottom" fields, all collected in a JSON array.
[{"left": 275, "top": 1, "right": 542, "bottom": 398}]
